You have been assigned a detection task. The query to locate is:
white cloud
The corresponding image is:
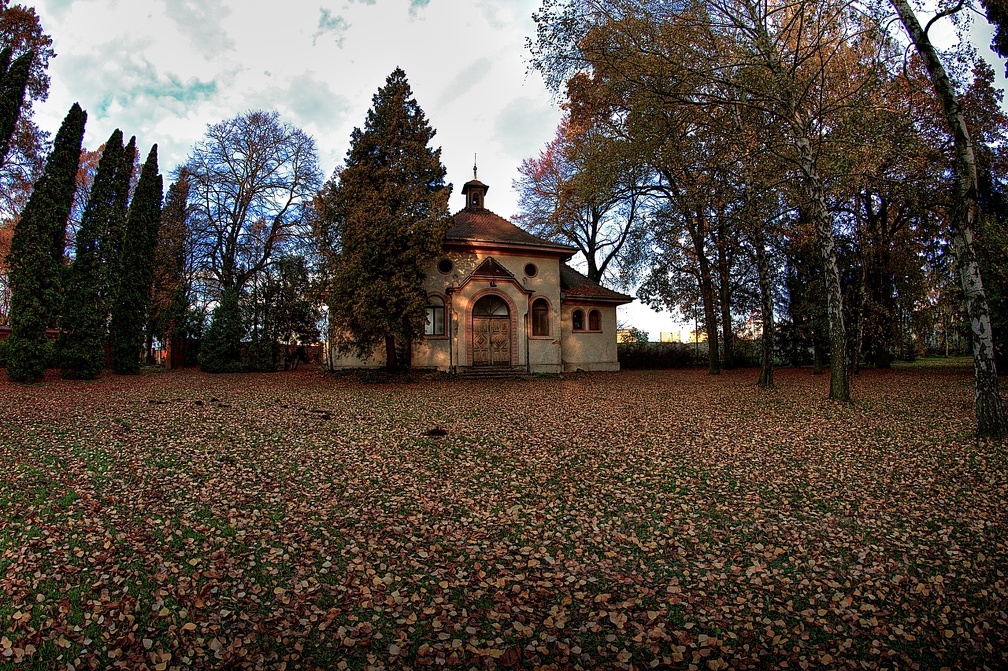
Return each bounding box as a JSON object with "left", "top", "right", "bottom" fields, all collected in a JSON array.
[
  {"left": 161, "top": 0, "right": 235, "bottom": 59},
  {"left": 312, "top": 8, "right": 350, "bottom": 47},
  {"left": 35, "top": 0, "right": 560, "bottom": 215}
]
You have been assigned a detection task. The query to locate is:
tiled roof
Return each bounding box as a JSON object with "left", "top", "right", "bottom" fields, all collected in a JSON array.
[
  {"left": 560, "top": 264, "right": 634, "bottom": 304},
  {"left": 446, "top": 207, "right": 576, "bottom": 254},
  {"left": 461, "top": 178, "right": 488, "bottom": 194}
]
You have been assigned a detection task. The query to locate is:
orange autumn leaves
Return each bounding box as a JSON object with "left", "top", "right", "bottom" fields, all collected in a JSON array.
[{"left": 0, "top": 364, "right": 1005, "bottom": 669}]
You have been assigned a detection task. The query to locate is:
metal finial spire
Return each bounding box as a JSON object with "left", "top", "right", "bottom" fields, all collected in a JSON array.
[{"left": 473, "top": 153, "right": 477, "bottom": 180}]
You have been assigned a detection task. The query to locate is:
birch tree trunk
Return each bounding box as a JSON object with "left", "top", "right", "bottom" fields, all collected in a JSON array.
[
  {"left": 797, "top": 133, "right": 850, "bottom": 401},
  {"left": 890, "top": 0, "right": 1007, "bottom": 438},
  {"left": 716, "top": 220, "right": 735, "bottom": 369},
  {"left": 753, "top": 226, "right": 775, "bottom": 388}
]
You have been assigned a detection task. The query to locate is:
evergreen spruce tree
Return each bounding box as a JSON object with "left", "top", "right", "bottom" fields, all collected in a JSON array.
[
  {"left": 199, "top": 288, "right": 243, "bottom": 372},
  {"left": 319, "top": 68, "right": 452, "bottom": 369},
  {"left": 56, "top": 129, "right": 124, "bottom": 379},
  {"left": 0, "top": 47, "right": 32, "bottom": 168},
  {"left": 109, "top": 144, "right": 162, "bottom": 374},
  {"left": 6, "top": 102, "right": 86, "bottom": 382}
]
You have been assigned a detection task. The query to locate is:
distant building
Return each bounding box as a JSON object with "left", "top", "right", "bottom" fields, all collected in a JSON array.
[{"left": 327, "top": 170, "right": 633, "bottom": 373}]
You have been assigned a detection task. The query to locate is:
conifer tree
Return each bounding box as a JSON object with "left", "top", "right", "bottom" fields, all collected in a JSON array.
[
  {"left": 56, "top": 129, "right": 123, "bottom": 378},
  {"left": 6, "top": 102, "right": 85, "bottom": 382},
  {"left": 0, "top": 46, "right": 31, "bottom": 168},
  {"left": 100, "top": 135, "right": 135, "bottom": 309},
  {"left": 198, "top": 287, "right": 243, "bottom": 372},
  {"left": 109, "top": 144, "right": 162, "bottom": 374},
  {"left": 149, "top": 169, "right": 191, "bottom": 357},
  {"left": 319, "top": 68, "right": 452, "bottom": 369}
]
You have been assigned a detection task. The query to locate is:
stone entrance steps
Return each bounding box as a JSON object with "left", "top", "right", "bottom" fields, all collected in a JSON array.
[{"left": 455, "top": 366, "right": 532, "bottom": 380}]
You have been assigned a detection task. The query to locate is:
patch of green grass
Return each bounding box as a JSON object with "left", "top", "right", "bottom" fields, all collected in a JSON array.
[{"left": 892, "top": 355, "right": 972, "bottom": 370}]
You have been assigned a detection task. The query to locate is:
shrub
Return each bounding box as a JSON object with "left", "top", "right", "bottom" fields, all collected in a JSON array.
[
  {"left": 729, "top": 338, "right": 763, "bottom": 368},
  {"left": 618, "top": 341, "right": 702, "bottom": 369},
  {"left": 199, "top": 289, "right": 244, "bottom": 373},
  {"left": 246, "top": 338, "right": 277, "bottom": 372},
  {"left": 1, "top": 337, "right": 59, "bottom": 373}
]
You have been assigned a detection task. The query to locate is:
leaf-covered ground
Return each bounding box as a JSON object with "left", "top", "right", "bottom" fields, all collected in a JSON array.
[{"left": 1, "top": 365, "right": 1006, "bottom": 670}]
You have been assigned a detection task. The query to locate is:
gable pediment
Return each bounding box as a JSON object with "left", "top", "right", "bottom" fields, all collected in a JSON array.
[
  {"left": 471, "top": 257, "right": 515, "bottom": 280},
  {"left": 454, "top": 256, "right": 533, "bottom": 296}
]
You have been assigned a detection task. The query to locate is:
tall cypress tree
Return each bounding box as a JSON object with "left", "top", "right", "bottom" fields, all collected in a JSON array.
[
  {"left": 109, "top": 144, "right": 162, "bottom": 374},
  {"left": 100, "top": 136, "right": 135, "bottom": 311},
  {"left": 320, "top": 68, "right": 452, "bottom": 369},
  {"left": 0, "top": 47, "right": 32, "bottom": 169},
  {"left": 56, "top": 129, "right": 124, "bottom": 379},
  {"left": 6, "top": 102, "right": 86, "bottom": 382},
  {"left": 149, "top": 169, "right": 190, "bottom": 351}
]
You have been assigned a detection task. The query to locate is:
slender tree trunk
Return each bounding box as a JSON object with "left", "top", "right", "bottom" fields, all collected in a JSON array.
[
  {"left": 891, "top": 0, "right": 1006, "bottom": 438},
  {"left": 385, "top": 334, "right": 398, "bottom": 370},
  {"left": 944, "top": 311, "right": 950, "bottom": 357},
  {"left": 753, "top": 228, "right": 774, "bottom": 387},
  {"left": 716, "top": 221, "right": 735, "bottom": 369},
  {"left": 853, "top": 238, "right": 866, "bottom": 375},
  {"left": 688, "top": 213, "right": 720, "bottom": 375},
  {"left": 813, "top": 335, "right": 825, "bottom": 375},
  {"left": 796, "top": 134, "right": 849, "bottom": 401}
]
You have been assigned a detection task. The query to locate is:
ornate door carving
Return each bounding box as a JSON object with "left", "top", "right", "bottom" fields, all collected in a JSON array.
[
  {"left": 489, "top": 318, "right": 510, "bottom": 365},
  {"left": 473, "top": 317, "right": 492, "bottom": 366},
  {"left": 472, "top": 295, "right": 511, "bottom": 367}
]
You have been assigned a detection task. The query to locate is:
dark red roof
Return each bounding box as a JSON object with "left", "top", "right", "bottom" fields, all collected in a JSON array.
[
  {"left": 560, "top": 264, "right": 633, "bottom": 304},
  {"left": 461, "top": 178, "right": 489, "bottom": 195},
  {"left": 446, "top": 207, "right": 575, "bottom": 254}
]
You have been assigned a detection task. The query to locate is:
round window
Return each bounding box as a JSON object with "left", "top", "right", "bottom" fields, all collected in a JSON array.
[
  {"left": 524, "top": 263, "right": 538, "bottom": 277},
  {"left": 438, "top": 258, "right": 454, "bottom": 274}
]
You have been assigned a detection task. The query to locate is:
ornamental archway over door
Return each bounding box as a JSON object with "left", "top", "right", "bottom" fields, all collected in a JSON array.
[{"left": 472, "top": 295, "right": 510, "bottom": 366}]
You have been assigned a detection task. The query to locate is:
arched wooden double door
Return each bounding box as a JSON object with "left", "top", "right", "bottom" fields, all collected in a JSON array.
[{"left": 472, "top": 295, "right": 511, "bottom": 366}]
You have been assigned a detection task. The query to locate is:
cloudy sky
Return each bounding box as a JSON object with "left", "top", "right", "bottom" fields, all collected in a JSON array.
[
  {"left": 29, "top": 0, "right": 686, "bottom": 335},
  {"left": 33, "top": 0, "right": 558, "bottom": 209},
  {"left": 27, "top": 0, "right": 1008, "bottom": 339}
]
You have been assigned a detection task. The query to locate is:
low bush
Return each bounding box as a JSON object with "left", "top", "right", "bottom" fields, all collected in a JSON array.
[
  {"left": 618, "top": 341, "right": 702, "bottom": 369},
  {"left": 0, "top": 338, "right": 60, "bottom": 371}
]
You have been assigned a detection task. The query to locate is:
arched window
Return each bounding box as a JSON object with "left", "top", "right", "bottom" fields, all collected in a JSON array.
[
  {"left": 532, "top": 298, "right": 550, "bottom": 336},
  {"left": 589, "top": 309, "right": 602, "bottom": 331},
  {"left": 473, "top": 295, "right": 509, "bottom": 317},
  {"left": 572, "top": 309, "right": 585, "bottom": 331},
  {"left": 425, "top": 295, "right": 445, "bottom": 336}
]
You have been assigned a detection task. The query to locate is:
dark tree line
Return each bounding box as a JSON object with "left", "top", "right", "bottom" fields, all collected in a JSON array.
[
  {"left": 523, "top": 0, "right": 1008, "bottom": 437},
  {"left": 1, "top": 4, "right": 168, "bottom": 382},
  {"left": 4, "top": 116, "right": 165, "bottom": 381}
]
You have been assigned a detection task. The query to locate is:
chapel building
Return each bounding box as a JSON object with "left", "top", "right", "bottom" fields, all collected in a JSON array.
[{"left": 327, "top": 170, "right": 632, "bottom": 373}]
